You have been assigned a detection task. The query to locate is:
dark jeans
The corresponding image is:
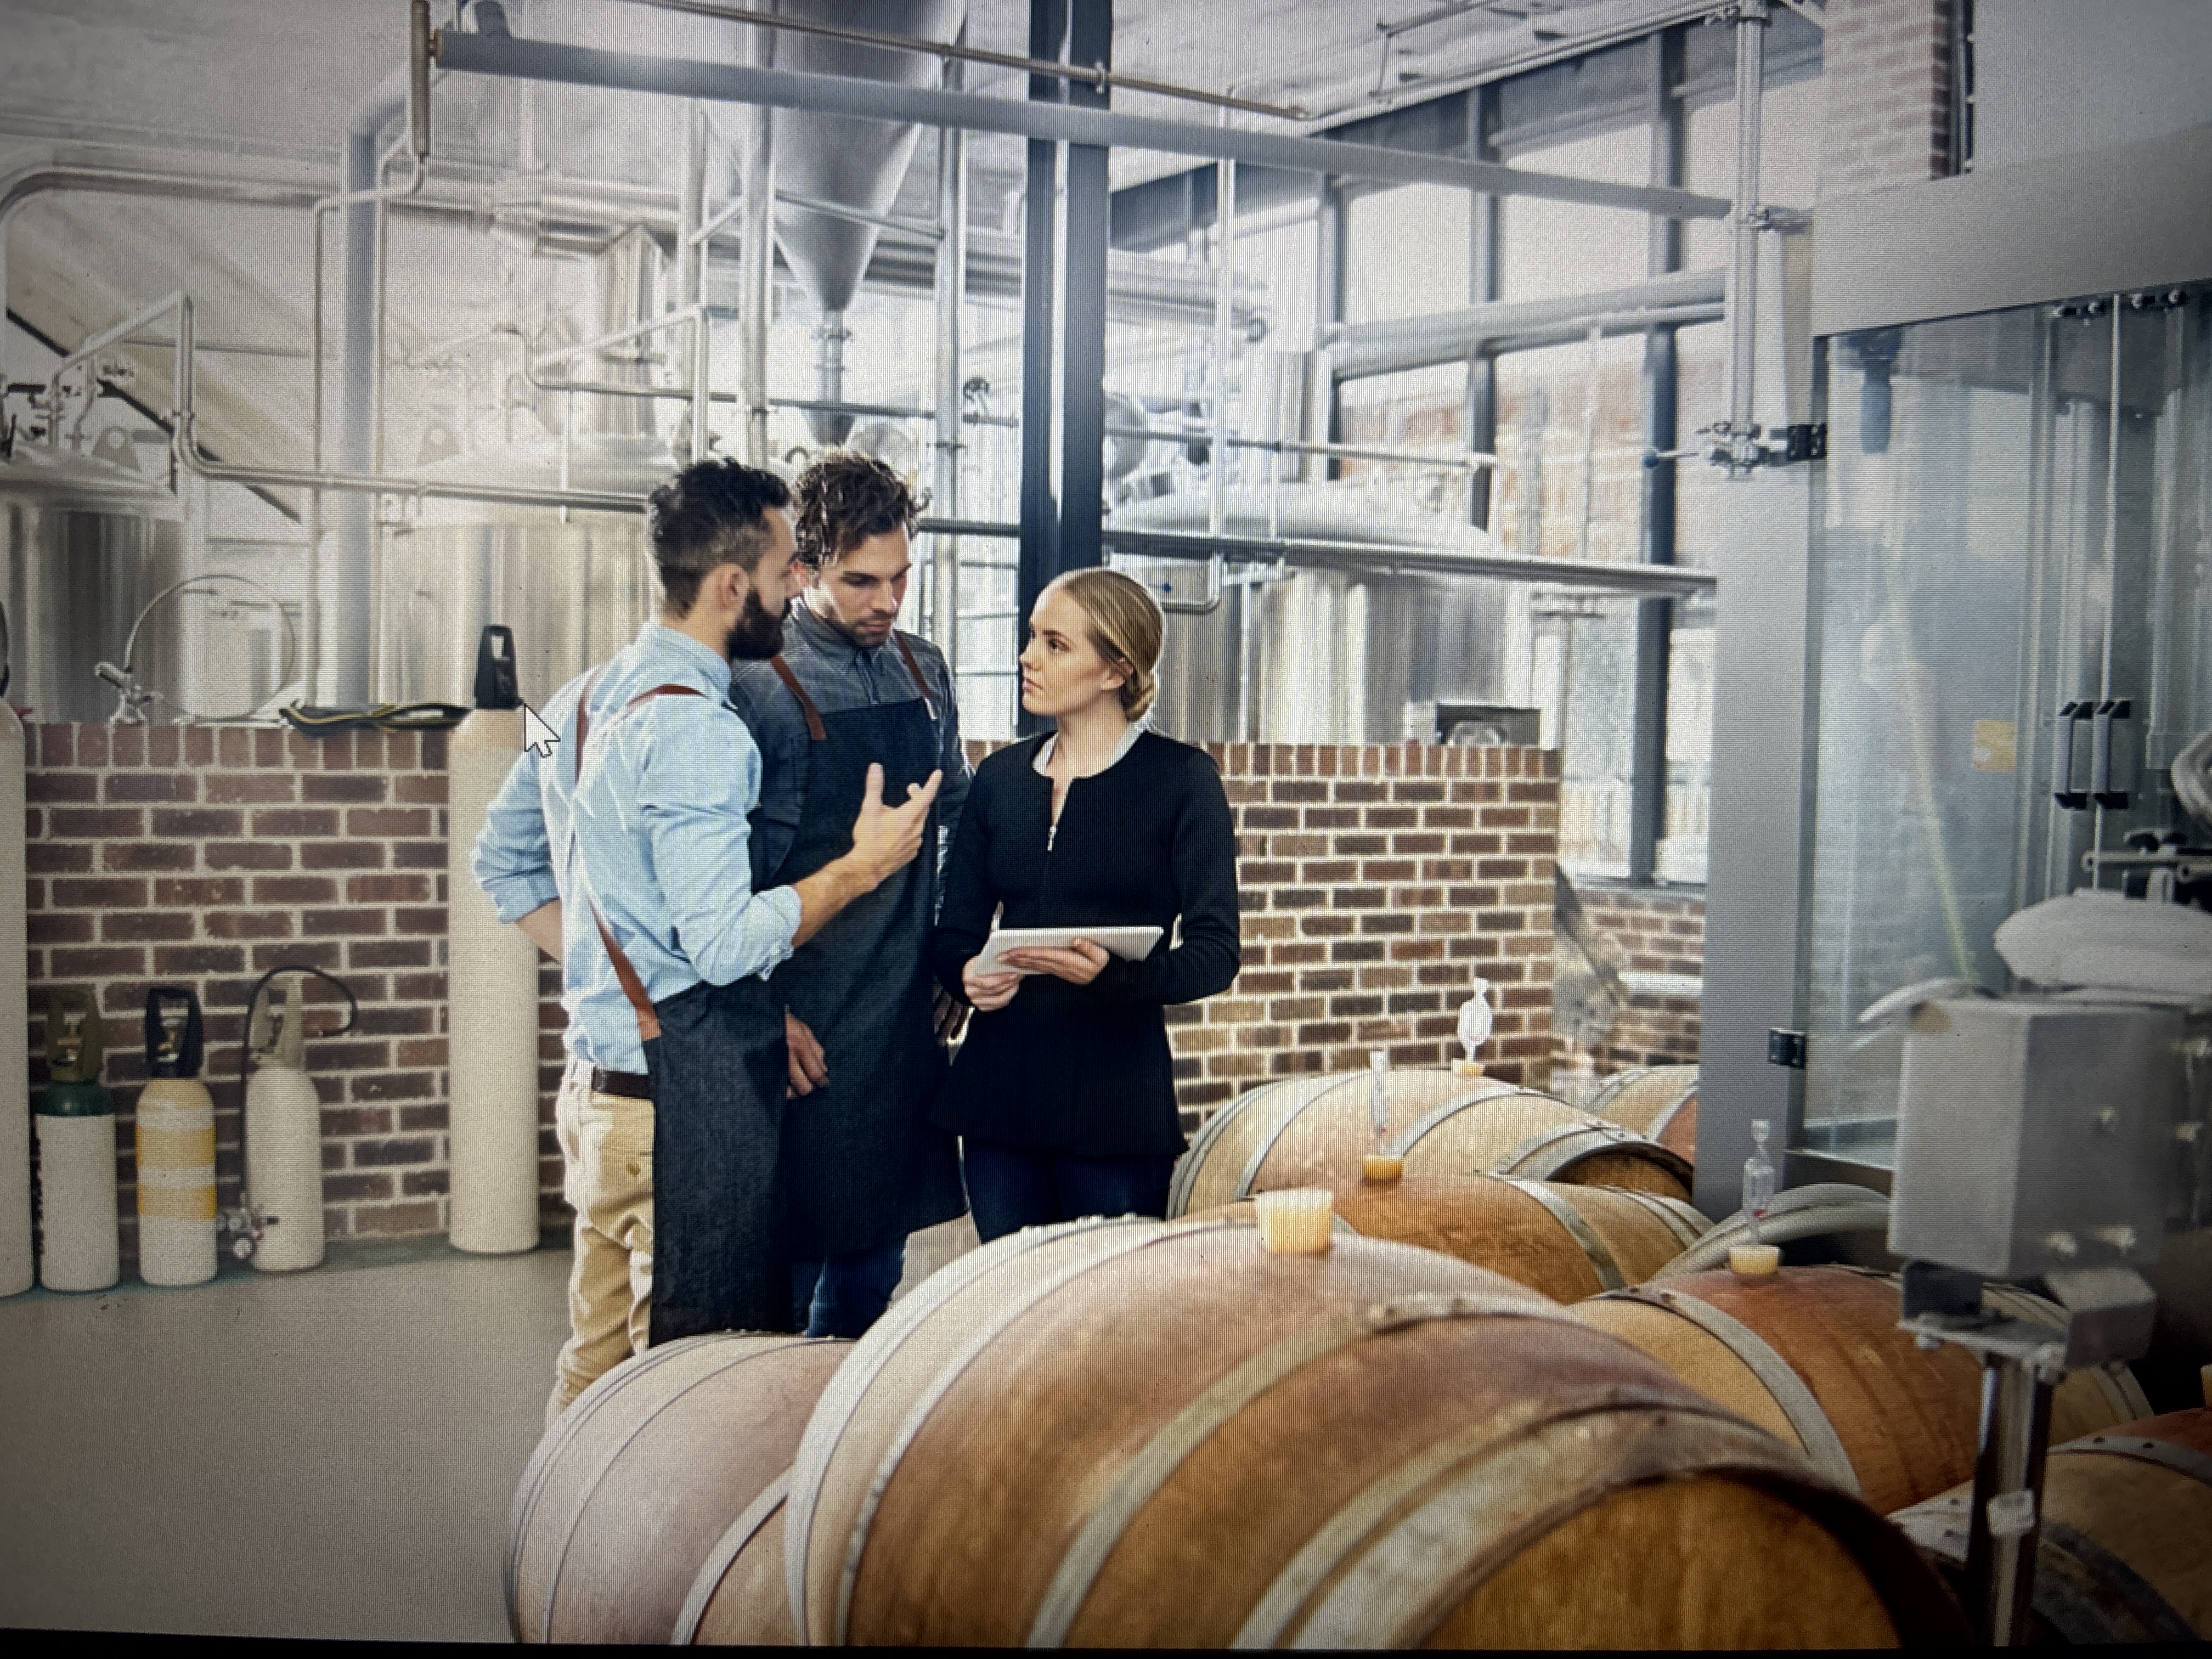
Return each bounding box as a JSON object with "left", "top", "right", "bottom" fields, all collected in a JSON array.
[
  {"left": 789, "top": 1239, "right": 906, "bottom": 1339},
  {"left": 961, "top": 1138, "right": 1177, "bottom": 1244}
]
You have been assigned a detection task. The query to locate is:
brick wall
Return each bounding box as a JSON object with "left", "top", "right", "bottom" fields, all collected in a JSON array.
[
  {"left": 1575, "top": 883, "right": 1705, "bottom": 1071},
  {"left": 19, "top": 721, "right": 566, "bottom": 1276},
  {"left": 1820, "top": 0, "right": 1954, "bottom": 198},
  {"left": 1160, "top": 741, "right": 1561, "bottom": 1115},
  {"left": 20, "top": 724, "right": 1559, "bottom": 1261}
]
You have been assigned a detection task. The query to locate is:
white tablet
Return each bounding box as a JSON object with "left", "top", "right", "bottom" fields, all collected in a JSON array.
[{"left": 972, "top": 924, "right": 1164, "bottom": 976}]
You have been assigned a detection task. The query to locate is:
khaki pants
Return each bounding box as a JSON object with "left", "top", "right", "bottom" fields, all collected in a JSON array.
[{"left": 545, "top": 1059, "right": 654, "bottom": 1427}]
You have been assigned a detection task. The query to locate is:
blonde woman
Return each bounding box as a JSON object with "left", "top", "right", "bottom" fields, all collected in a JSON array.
[{"left": 928, "top": 568, "right": 1240, "bottom": 1240}]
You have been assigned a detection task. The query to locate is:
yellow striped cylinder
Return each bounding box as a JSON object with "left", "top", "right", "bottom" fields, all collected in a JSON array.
[{"left": 136, "top": 1080, "right": 217, "bottom": 1285}]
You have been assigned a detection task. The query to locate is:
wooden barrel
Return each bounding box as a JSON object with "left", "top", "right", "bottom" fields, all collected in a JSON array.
[
  {"left": 1197, "top": 1172, "right": 1711, "bottom": 1302},
  {"left": 1891, "top": 1408, "right": 2212, "bottom": 1643},
  {"left": 1585, "top": 1063, "right": 1699, "bottom": 1164},
  {"left": 1170, "top": 1069, "right": 1692, "bottom": 1217},
  {"left": 1567, "top": 1267, "right": 2153, "bottom": 1515},
  {"left": 786, "top": 1213, "right": 1965, "bottom": 1649},
  {"left": 506, "top": 1332, "right": 848, "bottom": 1644}
]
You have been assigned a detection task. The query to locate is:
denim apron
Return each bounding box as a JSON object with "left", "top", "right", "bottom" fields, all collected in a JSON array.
[
  {"left": 574, "top": 675, "right": 794, "bottom": 1342},
  {"left": 765, "top": 634, "right": 966, "bottom": 1259}
]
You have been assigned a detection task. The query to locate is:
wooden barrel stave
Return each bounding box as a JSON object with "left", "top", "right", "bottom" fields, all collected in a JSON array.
[
  {"left": 506, "top": 1333, "right": 847, "bottom": 1645},
  {"left": 1570, "top": 1267, "right": 2153, "bottom": 1516},
  {"left": 800, "top": 1217, "right": 1964, "bottom": 1649},
  {"left": 678, "top": 1480, "right": 799, "bottom": 1645},
  {"left": 1199, "top": 1173, "right": 1711, "bottom": 1302},
  {"left": 1889, "top": 1407, "right": 2212, "bottom": 1641},
  {"left": 1173, "top": 1073, "right": 1356, "bottom": 1217},
  {"left": 1586, "top": 1064, "right": 1701, "bottom": 1164}
]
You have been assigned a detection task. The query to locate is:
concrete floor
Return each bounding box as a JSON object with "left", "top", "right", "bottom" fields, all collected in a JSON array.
[{"left": 0, "top": 1239, "right": 571, "bottom": 1641}]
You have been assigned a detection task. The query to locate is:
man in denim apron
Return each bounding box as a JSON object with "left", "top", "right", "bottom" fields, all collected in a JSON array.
[
  {"left": 475, "top": 460, "right": 938, "bottom": 1418},
  {"left": 731, "top": 454, "right": 969, "bottom": 1338}
]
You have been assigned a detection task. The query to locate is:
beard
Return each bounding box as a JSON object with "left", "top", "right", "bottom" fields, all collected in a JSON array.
[{"left": 726, "top": 584, "right": 787, "bottom": 661}]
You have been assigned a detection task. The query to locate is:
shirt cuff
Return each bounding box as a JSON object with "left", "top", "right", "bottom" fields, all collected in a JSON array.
[
  {"left": 757, "top": 884, "right": 805, "bottom": 978},
  {"left": 485, "top": 872, "right": 562, "bottom": 926}
]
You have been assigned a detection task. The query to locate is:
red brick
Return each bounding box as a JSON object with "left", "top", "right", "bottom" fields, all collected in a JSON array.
[
  {"left": 348, "top": 808, "right": 432, "bottom": 837},
  {"left": 105, "top": 772, "right": 196, "bottom": 803},
  {"left": 303, "top": 909, "right": 386, "bottom": 936},
  {"left": 48, "top": 807, "right": 145, "bottom": 838},
  {"left": 156, "top": 877, "right": 248, "bottom": 906},
  {"left": 350, "top": 940, "right": 432, "bottom": 968},
  {"left": 347, "top": 874, "right": 430, "bottom": 904},
  {"left": 151, "top": 808, "right": 244, "bottom": 838},
  {"left": 204, "top": 774, "right": 296, "bottom": 804},
  {"left": 324, "top": 1172, "right": 395, "bottom": 1201},
  {"left": 252, "top": 808, "right": 340, "bottom": 838},
  {"left": 27, "top": 914, "right": 94, "bottom": 945},
  {"left": 51, "top": 876, "right": 150, "bottom": 908},
  {"left": 102, "top": 913, "right": 195, "bottom": 943},
  {"left": 303, "top": 774, "right": 388, "bottom": 804},
  {"left": 101, "top": 842, "right": 196, "bottom": 872},
  {"left": 300, "top": 841, "right": 384, "bottom": 871},
  {"left": 253, "top": 876, "right": 337, "bottom": 905},
  {"left": 205, "top": 841, "right": 292, "bottom": 870},
  {"left": 201, "top": 911, "right": 294, "bottom": 940},
  {"left": 26, "top": 772, "right": 97, "bottom": 803},
  {"left": 392, "top": 774, "right": 448, "bottom": 804},
  {"left": 257, "top": 941, "right": 344, "bottom": 973},
  {"left": 392, "top": 840, "right": 445, "bottom": 870},
  {"left": 38, "top": 725, "right": 74, "bottom": 766},
  {"left": 50, "top": 946, "right": 149, "bottom": 977},
  {"left": 155, "top": 945, "right": 246, "bottom": 975},
  {"left": 108, "top": 727, "right": 143, "bottom": 766},
  {"left": 147, "top": 726, "right": 180, "bottom": 766},
  {"left": 391, "top": 909, "right": 445, "bottom": 935},
  {"left": 352, "top": 1071, "right": 436, "bottom": 1101},
  {"left": 353, "top": 1135, "right": 436, "bottom": 1167},
  {"left": 27, "top": 843, "right": 93, "bottom": 873}
]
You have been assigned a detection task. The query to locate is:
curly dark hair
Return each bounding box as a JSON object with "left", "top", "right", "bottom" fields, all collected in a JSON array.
[
  {"left": 792, "top": 451, "right": 921, "bottom": 568},
  {"left": 645, "top": 459, "right": 792, "bottom": 615}
]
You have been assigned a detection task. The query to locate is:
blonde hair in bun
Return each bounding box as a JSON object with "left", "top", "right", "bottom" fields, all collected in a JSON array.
[{"left": 1045, "top": 567, "right": 1165, "bottom": 721}]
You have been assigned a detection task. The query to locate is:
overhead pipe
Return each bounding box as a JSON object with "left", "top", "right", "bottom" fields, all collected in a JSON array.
[
  {"left": 428, "top": 30, "right": 1733, "bottom": 222},
  {"left": 1321, "top": 268, "right": 1726, "bottom": 379},
  {"left": 932, "top": 56, "right": 968, "bottom": 668},
  {"left": 736, "top": 17, "right": 774, "bottom": 467},
  {"left": 1716, "top": 0, "right": 1771, "bottom": 478},
  {"left": 1098, "top": 528, "right": 1716, "bottom": 599}
]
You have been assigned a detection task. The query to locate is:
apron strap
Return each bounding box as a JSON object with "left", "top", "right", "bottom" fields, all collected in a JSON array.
[
  {"left": 770, "top": 655, "right": 828, "bottom": 741},
  {"left": 570, "top": 671, "right": 708, "bottom": 1046},
  {"left": 891, "top": 631, "right": 938, "bottom": 726}
]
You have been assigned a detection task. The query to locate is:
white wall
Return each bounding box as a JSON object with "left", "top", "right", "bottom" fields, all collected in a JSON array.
[{"left": 1973, "top": 0, "right": 2212, "bottom": 171}]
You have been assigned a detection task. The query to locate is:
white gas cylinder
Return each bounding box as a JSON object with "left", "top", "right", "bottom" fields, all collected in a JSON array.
[
  {"left": 0, "top": 702, "right": 29, "bottom": 1295},
  {"left": 244, "top": 974, "right": 327, "bottom": 1272},
  {"left": 137, "top": 986, "right": 217, "bottom": 1286}
]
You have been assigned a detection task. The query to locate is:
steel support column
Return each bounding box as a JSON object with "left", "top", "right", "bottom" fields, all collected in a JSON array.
[
  {"left": 1465, "top": 83, "right": 1501, "bottom": 530},
  {"left": 1017, "top": 0, "right": 1068, "bottom": 737},
  {"left": 1057, "top": 1, "right": 1111, "bottom": 577},
  {"left": 1314, "top": 179, "right": 1347, "bottom": 479},
  {"left": 1629, "top": 27, "right": 1685, "bottom": 885}
]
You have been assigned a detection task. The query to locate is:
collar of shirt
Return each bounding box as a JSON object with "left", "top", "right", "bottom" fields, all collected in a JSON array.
[
  {"left": 788, "top": 596, "right": 883, "bottom": 667},
  {"left": 633, "top": 617, "right": 735, "bottom": 692},
  {"left": 1033, "top": 721, "right": 1146, "bottom": 776}
]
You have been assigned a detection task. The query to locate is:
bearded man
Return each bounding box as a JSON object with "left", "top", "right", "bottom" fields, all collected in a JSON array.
[
  {"left": 473, "top": 459, "right": 939, "bottom": 1421},
  {"left": 729, "top": 452, "right": 970, "bottom": 1339}
]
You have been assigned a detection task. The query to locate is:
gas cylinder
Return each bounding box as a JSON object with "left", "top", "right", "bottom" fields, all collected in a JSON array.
[
  {"left": 447, "top": 624, "right": 543, "bottom": 1254},
  {"left": 242, "top": 973, "right": 328, "bottom": 1272},
  {"left": 32, "top": 988, "right": 119, "bottom": 1292},
  {"left": 1, "top": 697, "right": 30, "bottom": 1295},
  {"left": 136, "top": 986, "right": 217, "bottom": 1286}
]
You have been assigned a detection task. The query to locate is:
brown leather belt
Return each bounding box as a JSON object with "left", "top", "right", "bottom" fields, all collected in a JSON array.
[{"left": 589, "top": 1066, "right": 653, "bottom": 1101}]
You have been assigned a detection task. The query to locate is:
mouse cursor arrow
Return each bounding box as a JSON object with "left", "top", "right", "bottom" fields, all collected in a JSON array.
[{"left": 521, "top": 703, "right": 560, "bottom": 758}]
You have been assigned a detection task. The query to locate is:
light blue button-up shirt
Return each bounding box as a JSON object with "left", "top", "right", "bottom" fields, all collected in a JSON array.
[{"left": 471, "top": 620, "right": 803, "bottom": 1074}]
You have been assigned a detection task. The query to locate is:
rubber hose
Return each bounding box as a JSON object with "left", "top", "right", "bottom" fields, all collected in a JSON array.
[{"left": 1654, "top": 1203, "right": 1894, "bottom": 1277}]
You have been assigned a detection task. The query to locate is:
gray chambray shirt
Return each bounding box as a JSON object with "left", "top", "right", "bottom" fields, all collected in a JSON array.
[{"left": 727, "top": 599, "right": 972, "bottom": 898}]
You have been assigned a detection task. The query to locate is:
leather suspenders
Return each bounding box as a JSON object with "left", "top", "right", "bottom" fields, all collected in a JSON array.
[
  {"left": 572, "top": 669, "right": 705, "bottom": 1043},
  {"left": 768, "top": 629, "right": 937, "bottom": 741}
]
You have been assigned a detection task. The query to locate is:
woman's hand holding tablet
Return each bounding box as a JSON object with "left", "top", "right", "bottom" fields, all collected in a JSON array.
[{"left": 972, "top": 925, "right": 1163, "bottom": 978}]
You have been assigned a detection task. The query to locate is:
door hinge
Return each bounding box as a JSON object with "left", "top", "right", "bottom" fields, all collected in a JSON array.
[
  {"left": 1784, "top": 423, "right": 1827, "bottom": 462},
  {"left": 1767, "top": 1028, "right": 1808, "bottom": 1069}
]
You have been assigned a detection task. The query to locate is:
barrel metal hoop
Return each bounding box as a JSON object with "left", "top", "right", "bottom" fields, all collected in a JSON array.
[
  {"left": 538, "top": 1338, "right": 812, "bottom": 1646},
  {"left": 1617, "top": 1189, "right": 1712, "bottom": 1252},
  {"left": 1170, "top": 1077, "right": 1299, "bottom": 1217},
  {"left": 670, "top": 1471, "right": 791, "bottom": 1646},
  {"left": 1379, "top": 1088, "right": 1521, "bottom": 1162},
  {"left": 2038, "top": 1517, "right": 2200, "bottom": 1644},
  {"left": 785, "top": 1214, "right": 1135, "bottom": 1640},
  {"left": 1645, "top": 1079, "right": 1699, "bottom": 1143},
  {"left": 1025, "top": 1292, "right": 1558, "bottom": 1647},
  {"left": 506, "top": 1330, "right": 742, "bottom": 1640},
  {"left": 833, "top": 1218, "right": 1242, "bottom": 1646},
  {"left": 1580, "top": 1069, "right": 1639, "bottom": 1119},
  {"left": 1228, "top": 1074, "right": 1361, "bottom": 1202},
  {"left": 1600, "top": 1286, "right": 1860, "bottom": 1494},
  {"left": 2054, "top": 1432, "right": 2212, "bottom": 1492},
  {"left": 1496, "top": 1177, "right": 1626, "bottom": 1291},
  {"left": 1256, "top": 1405, "right": 1819, "bottom": 1650}
]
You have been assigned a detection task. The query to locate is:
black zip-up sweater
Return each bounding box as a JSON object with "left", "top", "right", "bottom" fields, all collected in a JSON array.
[{"left": 927, "top": 731, "right": 1241, "bottom": 1157}]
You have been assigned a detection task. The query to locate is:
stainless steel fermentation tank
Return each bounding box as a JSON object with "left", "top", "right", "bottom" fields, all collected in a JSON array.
[
  {"left": 0, "top": 445, "right": 186, "bottom": 724},
  {"left": 1109, "top": 484, "right": 1526, "bottom": 745}
]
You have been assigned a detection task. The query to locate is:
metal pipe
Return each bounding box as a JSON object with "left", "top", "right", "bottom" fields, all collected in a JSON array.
[
  {"left": 680, "top": 103, "right": 710, "bottom": 463},
  {"left": 1723, "top": 0, "right": 1770, "bottom": 471},
  {"left": 531, "top": 305, "right": 707, "bottom": 368},
  {"left": 1105, "top": 422, "right": 1501, "bottom": 472},
  {"left": 1577, "top": 323, "right": 1601, "bottom": 562},
  {"left": 44, "top": 289, "right": 190, "bottom": 443},
  {"left": 610, "top": 0, "right": 1307, "bottom": 121},
  {"left": 737, "top": 22, "right": 774, "bottom": 467},
  {"left": 429, "top": 31, "right": 1733, "bottom": 222},
  {"left": 1097, "top": 528, "right": 1716, "bottom": 597},
  {"left": 1210, "top": 136, "right": 1237, "bottom": 540},
  {"left": 776, "top": 188, "right": 940, "bottom": 241},
  {"left": 933, "top": 65, "right": 967, "bottom": 670},
  {"left": 408, "top": 0, "right": 435, "bottom": 159},
  {"left": 1321, "top": 268, "right": 1724, "bottom": 378}
]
